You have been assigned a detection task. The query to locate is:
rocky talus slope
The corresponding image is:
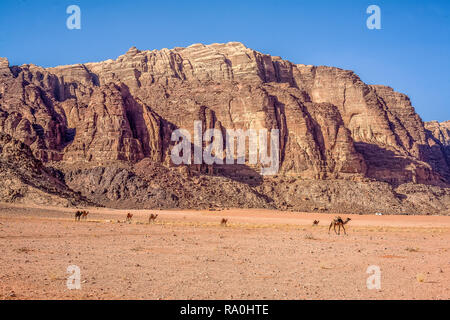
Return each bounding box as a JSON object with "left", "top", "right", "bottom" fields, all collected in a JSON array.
[{"left": 0, "top": 43, "right": 448, "bottom": 214}]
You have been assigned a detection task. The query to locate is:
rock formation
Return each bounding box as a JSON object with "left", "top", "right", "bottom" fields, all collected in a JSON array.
[
  {"left": 0, "top": 132, "right": 93, "bottom": 206},
  {"left": 0, "top": 42, "right": 449, "bottom": 213}
]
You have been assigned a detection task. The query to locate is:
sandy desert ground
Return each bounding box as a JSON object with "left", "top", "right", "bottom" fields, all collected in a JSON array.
[{"left": 0, "top": 203, "right": 449, "bottom": 300}]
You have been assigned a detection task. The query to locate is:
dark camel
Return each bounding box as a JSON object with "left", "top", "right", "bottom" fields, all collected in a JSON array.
[
  {"left": 220, "top": 218, "right": 228, "bottom": 226},
  {"left": 74, "top": 210, "right": 83, "bottom": 221},
  {"left": 148, "top": 213, "right": 158, "bottom": 223},
  {"left": 328, "top": 216, "right": 351, "bottom": 235}
]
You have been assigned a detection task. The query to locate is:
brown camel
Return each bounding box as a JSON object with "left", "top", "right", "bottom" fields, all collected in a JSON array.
[
  {"left": 220, "top": 218, "right": 228, "bottom": 226},
  {"left": 312, "top": 220, "right": 320, "bottom": 226},
  {"left": 148, "top": 213, "right": 158, "bottom": 223},
  {"left": 126, "top": 213, "right": 133, "bottom": 222},
  {"left": 81, "top": 211, "right": 89, "bottom": 220},
  {"left": 328, "top": 216, "right": 351, "bottom": 235}
]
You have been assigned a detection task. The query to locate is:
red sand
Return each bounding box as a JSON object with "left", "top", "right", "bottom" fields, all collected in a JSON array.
[{"left": 1, "top": 203, "right": 449, "bottom": 299}]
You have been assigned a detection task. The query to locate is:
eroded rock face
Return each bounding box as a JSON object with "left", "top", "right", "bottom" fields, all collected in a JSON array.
[
  {"left": 426, "top": 121, "right": 450, "bottom": 146},
  {"left": 0, "top": 42, "right": 449, "bottom": 213},
  {"left": 0, "top": 132, "right": 93, "bottom": 206},
  {"left": 425, "top": 120, "right": 450, "bottom": 170}
]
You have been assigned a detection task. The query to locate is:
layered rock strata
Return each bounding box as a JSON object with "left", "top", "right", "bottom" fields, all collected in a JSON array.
[{"left": 0, "top": 43, "right": 448, "bottom": 213}]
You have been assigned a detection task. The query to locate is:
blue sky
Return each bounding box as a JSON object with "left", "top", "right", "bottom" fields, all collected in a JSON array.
[{"left": 0, "top": 0, "right": 449, "bottom": 121}]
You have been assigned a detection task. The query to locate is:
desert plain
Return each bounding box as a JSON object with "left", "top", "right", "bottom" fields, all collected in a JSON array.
[{"left": 0, "top": 203, "right": 449, "bottom": 300}]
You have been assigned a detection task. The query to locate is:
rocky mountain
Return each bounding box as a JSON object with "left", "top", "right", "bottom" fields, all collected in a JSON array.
[
  {"left": 0, "top": 42, "right": 449, "bottom": 214},
  {"left": 0, "top": 132, "right": 93, "bottom": 206}
]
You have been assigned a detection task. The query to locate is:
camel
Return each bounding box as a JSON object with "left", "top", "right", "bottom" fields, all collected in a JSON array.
[
  {"left": 220, "top": 218, "right": 228, "bottom": 226},
  {"left": 328, "top": 216, "right": 351, "bottom": 235},
  {"left": 312, "top": 220, "right": 320, "bottom": 226},
  {"left": 74, "top": 210, "right": 83, "bottom": 221},
  {"left": 126, "top": 213, "right": 133, "bottom": 222},
  {"left": 148, "top": 213, "right": 158, "bottom": 223},
  {"left": 81, "top": 211, "right": 89, "bottom": 220}
]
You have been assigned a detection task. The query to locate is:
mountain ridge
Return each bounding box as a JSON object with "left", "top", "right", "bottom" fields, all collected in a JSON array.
[{"left": 0, "top": 42, "right": 448, "bottom": 213}]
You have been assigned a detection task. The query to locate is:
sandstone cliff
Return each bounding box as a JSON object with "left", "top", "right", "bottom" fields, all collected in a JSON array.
[{"left": 0, "top": 43, "right": 449, "bottom": 214}]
